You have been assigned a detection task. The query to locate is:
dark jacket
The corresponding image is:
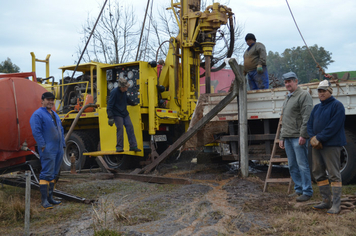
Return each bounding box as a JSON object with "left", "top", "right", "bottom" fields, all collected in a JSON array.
[
  {"left": 307, "top": 96, "right": 346, "bottom": 147},
  {"left": 107, "top": 87, "right": 135, "bottom": 118},
  {"left": 280, "top": 87, "right": 313, "bottom": 139}
]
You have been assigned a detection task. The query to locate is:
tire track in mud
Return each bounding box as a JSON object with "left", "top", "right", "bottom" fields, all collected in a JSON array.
[{"left": 171, "top": 178, "right": 245, "bottom": 236}]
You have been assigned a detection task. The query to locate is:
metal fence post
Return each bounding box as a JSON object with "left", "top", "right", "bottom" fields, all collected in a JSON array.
[{"left": 24, "top": 170, "right": 31, "bottom": 235}]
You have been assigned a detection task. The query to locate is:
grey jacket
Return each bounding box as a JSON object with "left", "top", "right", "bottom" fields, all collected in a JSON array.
[
  {"left": 243, "top": 42, "right": 267, "bottom": 72},
  {"left": 280, "top": 87, "right": 313, "bottom": 140}
]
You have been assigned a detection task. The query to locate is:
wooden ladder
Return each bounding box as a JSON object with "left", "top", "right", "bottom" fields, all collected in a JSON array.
[{"left": 263, "top": 113, "right": 293, "bottom": 193}]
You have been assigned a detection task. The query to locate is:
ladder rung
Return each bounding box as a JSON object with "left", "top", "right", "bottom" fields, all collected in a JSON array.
[
  {"left": 269, "top": 158, "right": 288, "bottom": 163},
  {"left": 265, "top": 178, "right": 291, "bottom": 183}
]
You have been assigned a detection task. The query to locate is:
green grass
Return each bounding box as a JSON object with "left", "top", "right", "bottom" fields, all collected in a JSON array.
[{"left": 330, "top": 71, "right": 356, "bottom": 80}]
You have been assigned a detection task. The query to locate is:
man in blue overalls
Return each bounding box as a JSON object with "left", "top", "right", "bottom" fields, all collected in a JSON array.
[{"left": 30, "top": 92, "right": 65, "bottom": 209}]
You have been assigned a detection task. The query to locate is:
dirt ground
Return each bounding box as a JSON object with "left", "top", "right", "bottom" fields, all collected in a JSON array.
[{"left": 2, "top": 153, "right": 356, "bottom": 236}]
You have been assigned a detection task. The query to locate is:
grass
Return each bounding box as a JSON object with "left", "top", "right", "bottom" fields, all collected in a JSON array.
[
  {"left": 245, "top": 183, "right": 356, "bottom": 236},
  {"left": 330, "top": 71, "right": 356, "bottom": 80},
  {"left": 0, "top": 184, "right": 91, "bottom": 235}
]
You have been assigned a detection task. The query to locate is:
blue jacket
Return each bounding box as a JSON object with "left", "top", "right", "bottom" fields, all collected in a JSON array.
[
  {"left": 307, "top": 96, "right": 346, "bottom": 147},
  {"left": 30, "top": 107, "right": 65, "bottom": 154},
  {"left": 107, "top": 87, "right": 135, "bottom": 118}
]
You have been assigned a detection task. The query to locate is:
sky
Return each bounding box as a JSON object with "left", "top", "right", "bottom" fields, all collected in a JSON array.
[{"left": 1, "top": 0, "right": 355, "bottom": 80}]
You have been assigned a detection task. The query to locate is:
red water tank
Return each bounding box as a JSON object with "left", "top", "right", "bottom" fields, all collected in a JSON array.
[{"left": 0, "top": 73, "right": 47, "bottom": 168}]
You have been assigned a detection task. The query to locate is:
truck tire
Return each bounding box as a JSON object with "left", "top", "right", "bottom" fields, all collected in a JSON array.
[
  {"left": 96, "top": 142, "right": 134, "bottom": 170},
  {"left": 340, "top": 130, "right": 356, "bottom": 184},
  {"left": 102, "top": 155, "right": 133, "bottom": 169},
  {"left": 61, "top": 131, "right": 92, "bottom": 171}
]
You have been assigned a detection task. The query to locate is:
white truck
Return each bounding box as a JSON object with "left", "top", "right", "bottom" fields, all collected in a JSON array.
[{"left": 187, "top": 80, "right": 356, "bottom": 184}]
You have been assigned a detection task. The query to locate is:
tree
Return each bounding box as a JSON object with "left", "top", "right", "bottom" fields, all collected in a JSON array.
[
  {"left": 0, "top": 58, "right": 20, "bottom": 73},
  {"left": 78, "top": 1, "right": 139, "bottom": 64},
  {"left": 267, "top": 44, "right": 334, "bottom": 84}
]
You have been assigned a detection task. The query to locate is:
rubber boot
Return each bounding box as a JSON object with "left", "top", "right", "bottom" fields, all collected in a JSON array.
[
  {"left": 313, "top": 185, "right": 331, "bottom": 210},
  {"left": 40, "top": 184, "right": 53, "bottom": 209},
  {"left": 327, "top": 186, "right": 342, "bottom": 214},
  {"left": 48, "top": 182, "right": 61, "bottom": 205}
]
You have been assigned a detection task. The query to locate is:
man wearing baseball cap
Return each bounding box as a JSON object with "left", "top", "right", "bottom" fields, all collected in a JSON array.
[
  {"left": 107, "top": 78, "right": 141, "bottom": 152},
  {"left": 243, "top": 33, "right": 269, "bottom": 90},
  {"left": 307, "top": 78, "right": 346, "bottom": 214},
  {"left": 30, "top": 92, "right": 65, "bottom": 209},
  {"left": 279, "top": 72, "right": 313, "bottom": 202}
]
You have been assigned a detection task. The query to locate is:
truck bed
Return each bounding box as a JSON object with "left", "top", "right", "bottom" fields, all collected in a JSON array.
[
  {"left": 185, "top": 80, "right": 356, "bottom": 149},
  {"left": 201, "top": 80, "right": 356, "bottom": 121}
]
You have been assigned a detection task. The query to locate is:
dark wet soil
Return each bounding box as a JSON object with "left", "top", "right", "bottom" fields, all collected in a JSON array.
[{"left": 10, "top": 156, "right": 294, "bottom": 236}]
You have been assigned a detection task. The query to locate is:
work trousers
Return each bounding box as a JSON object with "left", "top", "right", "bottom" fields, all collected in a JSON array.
[
  {"left": 284, "top": 138, "right": 313, "bottom": 196},
  {"left": 312, "top": 146, "right": 342, "bottom": 183},
  {"left": 247, "top": 66, "right": 269, "bottom": 90},
  {"left": 114, "top": 115, "right": 137, "bottom": 149},
  {"left": 39, "top": 148, "right": 64, "bottom": 181}
]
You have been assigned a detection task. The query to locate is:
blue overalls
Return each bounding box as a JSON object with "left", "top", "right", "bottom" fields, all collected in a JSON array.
[{"left": 30, "top": 107, "right": 65, "bottom": 181}]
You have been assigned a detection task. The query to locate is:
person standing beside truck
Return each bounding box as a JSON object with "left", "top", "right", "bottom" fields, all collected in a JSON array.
[
  {"left": 243, "top": 33, "right": 269, "bottom": 90},
  {"left": 107, "top": 77, "right": 141, "bottom": 153},
  {"left": 30, "top": 92, "right": 65, "bottom": 209},
  {"left": 307, "top": 79, "right": 346, "bottom": 214},
  {"left": 279, "top": 72, "right": 313, "bottom": 202}
]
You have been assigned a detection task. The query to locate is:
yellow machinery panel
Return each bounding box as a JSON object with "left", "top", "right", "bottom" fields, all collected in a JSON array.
[{"left": 98, "top": 106, "right": 143, "bottom": 156}]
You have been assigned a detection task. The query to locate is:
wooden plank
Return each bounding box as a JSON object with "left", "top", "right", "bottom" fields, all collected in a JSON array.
[
  {"left": 95, "top": 156, "right": 114, "bottom": 173},
  {"left": 220, "top": 134, "right": 276, "bottom": 142},
  {"left": 114, "top": 173, "right": 192, "bottom": 185},
  {"left": 265, "top": 178, "right": 292, "bottom": 183},
  {"left": 133, "top": 81, "right": 240, "bottom": 174},
  {"left": 222, "top": 154, "right": 281, "bottom": 161},
  {"left": 269, "top": 158, "right": 288, "bottom": 163}
]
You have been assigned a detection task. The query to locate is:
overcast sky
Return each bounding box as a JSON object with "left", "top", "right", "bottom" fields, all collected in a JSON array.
[{"left": 1, "top": 0, "right": 355, "bottom": 80}]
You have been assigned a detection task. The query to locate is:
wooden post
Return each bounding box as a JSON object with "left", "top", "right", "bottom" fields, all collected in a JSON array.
[
  {"left": 24, "top": 171, "right": 31, "bottom": 235},
  {"left": 228, "top": 58, "right": 249, "bottom": 177}
]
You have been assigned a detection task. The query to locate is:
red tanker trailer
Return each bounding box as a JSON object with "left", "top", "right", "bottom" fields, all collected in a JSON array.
[{"left": 0, "top": 72, "right": 47, "bottom": 172}]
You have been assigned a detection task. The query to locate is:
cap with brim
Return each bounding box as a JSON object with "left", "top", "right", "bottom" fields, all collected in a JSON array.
[
  {"left": 317, "top": 79, "right": 333, "bottom": 93},
  {"left": 317, "top": 80, "right": 331, "bottom": 90},
  {"left": 118, "top": 77, "right": 129, "bottom": 87},
  {"left": 282, "top": 72, "right": 298, "bottom": 80},
  {"left": 42, "top": 92, "right": 55, "bottom": 100}
]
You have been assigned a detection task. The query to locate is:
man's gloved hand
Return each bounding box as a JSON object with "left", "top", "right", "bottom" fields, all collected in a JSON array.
[
  {"left": 310, "top": 136, "right": 323, "bottom": 149},
  {"left": 108, "top": 118, "right": 115, "bottom": 126},
  {"left": 257, "top": 65, "right": 263, "bottom": 74}
]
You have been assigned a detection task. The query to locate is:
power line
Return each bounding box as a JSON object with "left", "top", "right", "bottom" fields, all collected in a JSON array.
[{"left": 285, "top": 0, "right": 326, "bottom": 77}]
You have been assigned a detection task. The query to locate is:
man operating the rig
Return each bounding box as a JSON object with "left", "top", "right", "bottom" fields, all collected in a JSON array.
[
  {"left": 30, "top": 92, "right": 65, "bottom": 209},
  {"left": 107, "top": 78, "right": 141, "bottom": 153}
]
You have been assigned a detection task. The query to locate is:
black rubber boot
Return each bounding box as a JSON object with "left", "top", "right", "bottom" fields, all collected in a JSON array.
[
  {"left": 40, "top": 184, "right": 53, "bottom": 209},
  {"left": 48, "top": 182, "right": 61, "bottom": 205},
  {"left": 327, "top": 186, "right": 342, "bottom": 214},
  {"left": 313, "top": 185, "right": 331, "bottom": 210}
]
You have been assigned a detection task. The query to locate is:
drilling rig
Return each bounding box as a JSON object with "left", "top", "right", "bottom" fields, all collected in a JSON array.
[{"left": 39, "top": 0, "right": 234, "bottom": 171}]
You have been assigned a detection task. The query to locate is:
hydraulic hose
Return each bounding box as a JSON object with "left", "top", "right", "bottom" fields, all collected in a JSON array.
[{"left": 64, "top": 104, "right": 98, "bottom": 143}]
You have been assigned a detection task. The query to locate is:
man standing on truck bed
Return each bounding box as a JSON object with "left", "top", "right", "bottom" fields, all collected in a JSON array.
[
  {"left": 243, "top": 33, "right": 269, "bottom": 90},
  {"left": 30, "top": 92, "right": 65, "bottom": 209},
  {"left": 279, "top": 72, "right": 313, "bottom": 202},
  {"left": 107, "top": 77, "right": 141, "bottom": 153},
  {"left": 307, "top": 79, "right": 346, "bottom": 214}
]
